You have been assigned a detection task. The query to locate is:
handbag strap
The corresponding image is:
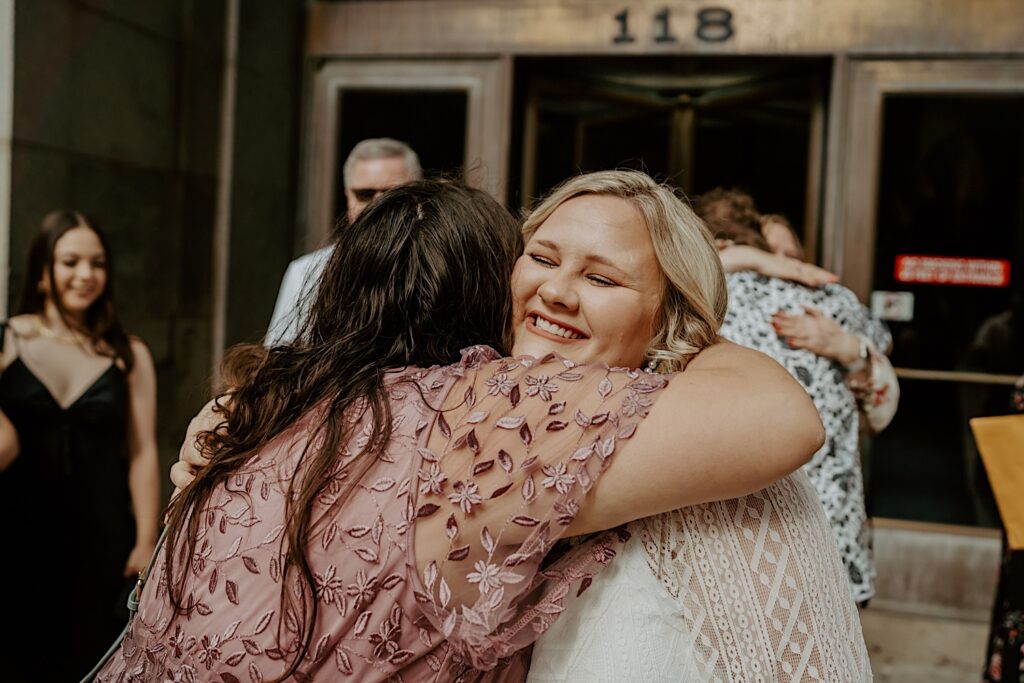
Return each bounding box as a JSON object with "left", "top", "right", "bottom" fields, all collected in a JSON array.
[
  {"left": 80, "top": 525, "right": 170, "bottom": 682},
  {"left": 128, "top": 524, "right": 170, "bottom": 612}
]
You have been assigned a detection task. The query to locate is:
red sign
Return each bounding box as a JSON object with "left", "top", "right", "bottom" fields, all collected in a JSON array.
[{"left": 894, "top": 255, "right": 1011, "bottom": 288}]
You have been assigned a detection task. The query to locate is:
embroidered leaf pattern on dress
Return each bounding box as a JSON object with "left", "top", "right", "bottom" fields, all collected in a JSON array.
[
  {"left": 95, "top": 346, "right": 669, "bottom": 681},
  {"left": 411, "top": 349, "right": 669, "bottom": 669}
]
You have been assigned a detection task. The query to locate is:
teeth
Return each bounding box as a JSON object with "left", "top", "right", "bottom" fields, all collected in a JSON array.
[{"left": 533, "top": 316, "right": 583, "bottom": 340}]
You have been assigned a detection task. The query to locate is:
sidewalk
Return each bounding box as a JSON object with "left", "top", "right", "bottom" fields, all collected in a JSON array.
[{"left": 862, "top": 607, "right": 989, "bottom": 682}]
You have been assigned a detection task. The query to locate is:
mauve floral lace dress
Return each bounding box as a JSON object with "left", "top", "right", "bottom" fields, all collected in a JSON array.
[{"left": 96, "top": 347, "right": 669, "bottom": 682}]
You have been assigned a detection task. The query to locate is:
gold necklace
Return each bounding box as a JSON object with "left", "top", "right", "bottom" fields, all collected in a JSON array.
[{"left": 33, "top": 317, "right": 87, "bottom": 345}]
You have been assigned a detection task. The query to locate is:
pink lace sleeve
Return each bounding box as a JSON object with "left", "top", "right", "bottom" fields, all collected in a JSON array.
[{"left": 411, "top": 349, "right": 671, "bottom": 668}]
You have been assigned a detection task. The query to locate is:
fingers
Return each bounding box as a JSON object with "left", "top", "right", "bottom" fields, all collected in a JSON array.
[
  {"left": 793, "top": 262, "right": 838, "bottom": 287},
  {"left": 793, "top": 264, "right": 820, "bottom": 287},
  {"left": 178, "top": 398, "right": 226, "bottom": 465},
  {"left": 170, "top": 460, "right": 198, "bottom": 490},
  {"left": 802, "top": 305, "right": 823, "bottom": 318},
  {"left": 784, "top": 336, "right": 810, "bottom": 349},
  {"left": 179, "top": 419, "right": 215, "bottom": 467},
  {"left": 180, "top": 439, "right": 211, "bottom": 468},
  {"left": 772, "top": 309, "right": 800, "bottom": 326},
  {"left": 803, "top": 264, "right": 839, "bottom": 286},
  {"left": 771, "top": 316, "right": 791, "bottom": 335},
  {"left": 772, "top": 315, "right": 809, "bottom": 337}
]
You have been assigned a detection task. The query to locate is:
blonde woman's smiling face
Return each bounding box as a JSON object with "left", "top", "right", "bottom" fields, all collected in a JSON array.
[{"left": 510, "top": 194, "right": 664, "bottom": 368}]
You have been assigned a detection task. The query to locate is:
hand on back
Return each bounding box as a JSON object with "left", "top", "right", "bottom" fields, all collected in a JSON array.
[
  {"left": 772, "top": 305, "right": 861, "bottom": 364},
  {"left": 170, "top": 397, "right": 223, "bottom": 495}
]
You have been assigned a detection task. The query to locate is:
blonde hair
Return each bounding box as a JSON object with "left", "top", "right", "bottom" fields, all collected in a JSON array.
[{"left": 522, "top": 170, "right": 727, "bottom": 372}]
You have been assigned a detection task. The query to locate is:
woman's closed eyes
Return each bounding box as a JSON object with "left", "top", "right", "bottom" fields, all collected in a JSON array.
[{"left": 527, "top": 253, "right": 620, "bottom": 287}]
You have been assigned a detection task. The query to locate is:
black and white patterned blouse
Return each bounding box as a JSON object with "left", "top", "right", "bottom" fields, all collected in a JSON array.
[{"left": 720, "top": 271, "right": 892, "bottom": 602}]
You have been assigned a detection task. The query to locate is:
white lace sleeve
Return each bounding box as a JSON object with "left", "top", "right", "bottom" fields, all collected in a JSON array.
[
  {"left": 531, "top": 470, "right": 873, "bottom": 682},
  {"left": 634, "top": 471, "right": 871, "bottom": 681}
]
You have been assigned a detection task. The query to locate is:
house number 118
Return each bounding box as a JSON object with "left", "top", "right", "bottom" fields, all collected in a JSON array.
[{"left": 613, "top": 7, "right": 734, "bottom": 44}]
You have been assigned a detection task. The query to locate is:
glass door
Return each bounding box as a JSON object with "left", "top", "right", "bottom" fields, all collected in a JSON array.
[
  {"left": 514, "top": 57, "right": 828, "bottom": 256},
  {"left": 305, "top": 59, "right": 511, "bottom": 249},
  {"left": 834, "top": 61, "right": 1024, "bottom": 529}
]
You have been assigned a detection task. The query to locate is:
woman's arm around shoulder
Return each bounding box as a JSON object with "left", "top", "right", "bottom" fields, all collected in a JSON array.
[
  {"left": 125, "top": 337, "right": 161, "bottom": 576},
  {"left": 569, "top": 340, "right": 824, "bottom": 535},
  {"left": 719, "top": 245, "right": 838, "bottom": 287}
]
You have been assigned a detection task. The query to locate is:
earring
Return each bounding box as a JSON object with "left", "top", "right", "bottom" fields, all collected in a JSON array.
[{"left": 645, "top": 358, "right": 658, "bottom": 373}]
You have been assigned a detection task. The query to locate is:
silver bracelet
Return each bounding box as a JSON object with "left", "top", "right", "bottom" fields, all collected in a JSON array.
[{"left": 844, "top": 336, "right": 869, "bottom": 374}]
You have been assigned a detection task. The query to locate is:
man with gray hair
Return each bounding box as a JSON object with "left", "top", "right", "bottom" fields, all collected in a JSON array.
[{"left": 266, "top": 138, "right": 422, "bottom": 343}]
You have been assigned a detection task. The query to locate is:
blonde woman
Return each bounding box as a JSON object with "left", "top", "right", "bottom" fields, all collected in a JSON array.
[
  {"left": 523, "top": 176, "right": 871, "bottom": 682},
  {"left": 164, "top": 173, "right": 832, "bottom": 682}
]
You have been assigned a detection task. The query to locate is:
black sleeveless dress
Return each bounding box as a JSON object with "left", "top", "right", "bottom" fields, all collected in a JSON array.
[{"left": 0, "top": 325, "right": 135, "bottom": 681}]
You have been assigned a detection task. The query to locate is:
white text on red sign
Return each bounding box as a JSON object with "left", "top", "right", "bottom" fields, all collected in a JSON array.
[{"left": 894, "top": 255, "right": 1011, "bottom": 288}]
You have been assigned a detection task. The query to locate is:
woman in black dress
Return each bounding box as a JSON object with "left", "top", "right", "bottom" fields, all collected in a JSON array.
[{"left": 0, "top": 210, "right": 159, "bottom": 681}]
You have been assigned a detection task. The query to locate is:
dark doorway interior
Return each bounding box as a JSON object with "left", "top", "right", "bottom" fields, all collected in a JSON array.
[
  {"left": 511, "top": 56, "right": 831, "bottom": 246},
  {"left": 870, "top": 94, "right": 1024, "bottom": 527},
  {"left": 335, "top": 89, "right": 468, "bottom": 221}
]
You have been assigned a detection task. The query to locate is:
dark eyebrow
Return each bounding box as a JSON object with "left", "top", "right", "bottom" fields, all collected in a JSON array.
[
  {"left": 533, "top": 239, "right": 627, "bottom": 274},
  {"left": 54, "top": 250, "right": 104, "bottom": 259}
]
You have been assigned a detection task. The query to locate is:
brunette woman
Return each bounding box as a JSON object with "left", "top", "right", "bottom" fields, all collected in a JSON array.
[
  {"left": 108, "top": 178, "right": 821, "bottom": 682},
  {"left": 0, "top": 210, "right": 159, "bottom": 681}
]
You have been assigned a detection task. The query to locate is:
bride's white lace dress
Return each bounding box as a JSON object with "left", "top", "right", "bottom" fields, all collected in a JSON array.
[{"left": 528, "top": 471, "right": 872, "bottom": 682}]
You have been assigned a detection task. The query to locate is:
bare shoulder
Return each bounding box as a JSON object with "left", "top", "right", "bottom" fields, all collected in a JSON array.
[
  {"left": 129, "top": 336, "right": 153, "bottom": 359},
  {"left": 685, "top": 339, "right": 788, "bottom": 379},
  {"left": 6, "top": 314, "right": 40, "bottom": 337}
]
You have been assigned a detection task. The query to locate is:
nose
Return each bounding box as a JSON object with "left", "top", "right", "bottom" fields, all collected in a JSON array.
[
  {"left": 75, "top": 263, "right": 97, "bottom": 281},
  {"left": 538, "top": 270, "right": 578, "bottom": 311}
]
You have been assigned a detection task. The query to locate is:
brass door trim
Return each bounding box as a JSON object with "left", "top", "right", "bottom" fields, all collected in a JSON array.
[
  {"left": 893, "top": 368, "right": 1022, "bottom": 386},
  {"left": 873, "top": 516, "right": 1001, "bottom": 540}
]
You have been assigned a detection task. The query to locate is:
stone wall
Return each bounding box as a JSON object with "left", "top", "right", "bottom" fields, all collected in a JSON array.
[
  {"left": 226, "top": 0, "right": 304, "bottom": 347},
  {"left": 8, "top": 0, "right": 304, "bottom": 498}
]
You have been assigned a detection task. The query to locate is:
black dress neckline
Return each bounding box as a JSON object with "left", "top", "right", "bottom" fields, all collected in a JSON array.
[{"left": 5, "top": 356, "right": 120, "bottom": 411}]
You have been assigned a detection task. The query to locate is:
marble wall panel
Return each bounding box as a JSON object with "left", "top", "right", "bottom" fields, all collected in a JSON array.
[
  {"left": 76, "top": 0, "right": 180, "bottom": 41},
  {"left": 69, "top": 6, "right": 178, "bottom": 170},
  {"left": 12, "top": 0, "right": 74, "bottom": 152},
  {"left": 7, "top": 145, "right": 71, "bottom": 304},
  {"left": 237, "top": 0, "right": 304, "bottom": 90}
]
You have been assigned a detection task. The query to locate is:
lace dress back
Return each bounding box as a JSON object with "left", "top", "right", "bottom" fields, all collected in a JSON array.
[
  {"left": 720, "top": 273, "right": 891, "bottom": 602},
  {"left": 97, "top": 347, "right": 670, "bottom": 682},
  {"left": 529, "top": 471, "right": 872, "bottom": 682}
]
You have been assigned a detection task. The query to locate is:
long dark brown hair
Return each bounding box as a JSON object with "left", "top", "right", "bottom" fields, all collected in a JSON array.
[
  {"left": 164, "top": 180, "right": 522, "bottom": 679},
  {"left": 17, "top": 209, "right": 135, "bottom": 371}
]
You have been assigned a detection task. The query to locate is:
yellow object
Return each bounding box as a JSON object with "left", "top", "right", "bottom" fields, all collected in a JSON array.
[{"left": 971, "top": 414, "right": 1024, "bottom": 550}]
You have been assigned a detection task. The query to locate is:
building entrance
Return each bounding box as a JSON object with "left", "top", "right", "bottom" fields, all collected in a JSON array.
[
  {"left": 837, "top": 62, "right": 1024, "bottom": 532},
  {"left": 304, "top": 0, "right": 1024, "bottom": 615},
  {"left": 513, "top": 57, "right": 830, "bottom": 255}
]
